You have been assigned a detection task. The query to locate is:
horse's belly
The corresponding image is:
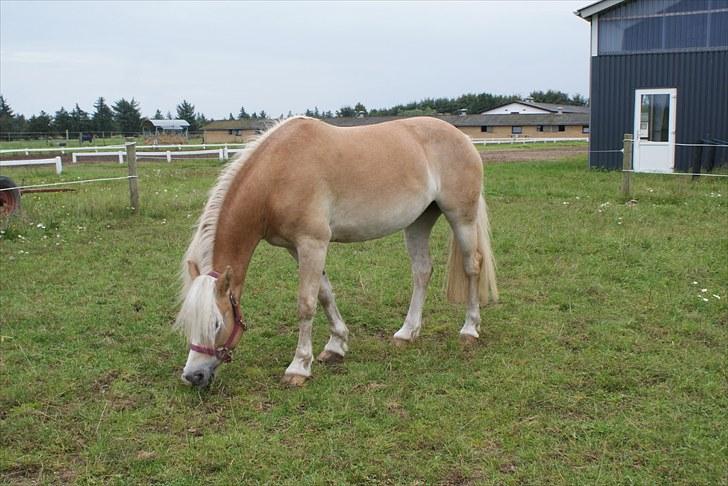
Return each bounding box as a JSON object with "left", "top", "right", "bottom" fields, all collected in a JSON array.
[{"left": 329, "top": 197, "right": 433, "bottom": 242}]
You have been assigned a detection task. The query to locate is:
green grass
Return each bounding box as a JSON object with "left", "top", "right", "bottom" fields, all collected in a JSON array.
[
  {"left": 475, "top": 140, "right": 588, "bottom": 152},
  {"left": 1, "top": 157, "right": 726, "bottom": 484}
]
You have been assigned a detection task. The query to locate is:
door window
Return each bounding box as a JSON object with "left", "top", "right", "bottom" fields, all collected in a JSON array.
[{"left": 639, "top": 93, "right": 670, "bottom": 142}]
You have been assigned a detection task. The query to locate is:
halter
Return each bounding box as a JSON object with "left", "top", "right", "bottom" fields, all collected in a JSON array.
[{"left": 188, "top": 271, "right": 246, "bottom": 363}]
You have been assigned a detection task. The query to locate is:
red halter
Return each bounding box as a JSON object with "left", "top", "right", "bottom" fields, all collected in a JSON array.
[{"left": 188, "top": 271, "right": 246, "bottom": 363}]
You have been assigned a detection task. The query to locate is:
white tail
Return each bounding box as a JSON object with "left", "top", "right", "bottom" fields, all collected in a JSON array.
[{"left": 445, "top": 195, "right": 498, "bottom": 305}]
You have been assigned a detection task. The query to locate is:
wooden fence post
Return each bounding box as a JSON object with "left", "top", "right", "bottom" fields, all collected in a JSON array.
[
  {"left": 621, "top": 133, "right": 633, "bottom": 198},
  {"left": 126, "top": 142, "right": 140, "bottom": 213}
]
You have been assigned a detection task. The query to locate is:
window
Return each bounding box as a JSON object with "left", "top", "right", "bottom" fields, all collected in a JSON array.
[
  {"left": 511, "top": 126, "right": 523, "bottom": 134},
  {"left": 582, "top": 125, "right": 590, "bottom": 134},
  {"left": 558, "top": 125, "right": 566, "bottom": 132},
  {"left": 480, "top": 126, "right": 492, "bottom": 133},
  {"left": 598, "top": 1, "right": 728, "bottom": 54},
  {"left": 538, "top": 125, "right": 559, "bottom": 133},
  {"left": 639, "top": 93, "right": 670, "bottom": 142}
]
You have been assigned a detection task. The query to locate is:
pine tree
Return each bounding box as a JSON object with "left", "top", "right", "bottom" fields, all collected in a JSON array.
[
  {"left": 112, "top": 98, "right": 143, "bottom": 136},
  {"left": 0, "top": 95, "right": 15, "bottom": 135},
  {"left": 53, "top": 107, "right": 72, "bottom": 135},
  {"left": 93, "top": 97, "right": 115, "bottom": 134},
  {"left": 153, "top": 109, "right": 165, "bottom": 120},
  {"left": 259, "top": 110, "right": 268, "bottom": 120},
  {"left": 228, "top": 113, "right": 235, "bottom": 120},
  {"left": 176, "top": 100, "right": 197, "bottom": 130},
  {"left": 238, "top": 105, "right": 250, "bottom": 119},
  {"left": 354, "top": 102, "right": 367, "bottom": 116},
  {"left": 70, "top": 103, "right": 91, "bottom": 133},
  {"left": 28, "top": 111, "right": 53, "bottom": 137},
  {"left": 336, "top": 106, "right": 355, "bottom": 117}
]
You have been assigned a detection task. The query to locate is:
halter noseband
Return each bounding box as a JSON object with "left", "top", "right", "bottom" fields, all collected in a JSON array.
[{"left": 188, "top": 271, "right": 246, "bottom": 363}]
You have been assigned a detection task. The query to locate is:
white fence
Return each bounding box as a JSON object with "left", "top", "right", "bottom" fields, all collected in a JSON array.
[
  {"left": 471, "top": 137, "right": 588, "bottom": 145},
  {"left": 0, "top": 143, "right": 247, "bottom": 156},
  {"left": 0, "top": 156, "right": 63, "bottom": 174},
  {"left": 73, "top": 147, "right": 247, "bottom": 163}
]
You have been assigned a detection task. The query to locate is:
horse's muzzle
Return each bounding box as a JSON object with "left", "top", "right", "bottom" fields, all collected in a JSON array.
[{"left": 181, "top": 368, "right": 214, "bottom": 388}]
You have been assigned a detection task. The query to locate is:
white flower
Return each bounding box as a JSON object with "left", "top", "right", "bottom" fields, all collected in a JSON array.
[
  {"left": 701, "top": 289, "right": 708, "bottom": 293},
  {"left": 713, "top": 295, "right": 721, "bottom": 300}
]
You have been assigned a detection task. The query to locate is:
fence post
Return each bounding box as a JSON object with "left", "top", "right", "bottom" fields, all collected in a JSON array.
[
  {"left": 218, "top": 148, "right": 224, "bottom": 161},
  {"left": 118, "top": 151, "right": 124, "bottom": 164},
  {"left": 621, "top": 133, "right": 633, "bottom": 198},
  {"left": 55, "top": 156, "right": 62, "bottom": 175},
  {"left": 223, "top": 145, "right": 229, "bottom": 160},
  {"left": 72, "top": 153, "right": 78, "bottom": 163},
  {"left": 166, "top": 150, "right": 171, "bottom": 163},
  {"left": 126, "top": 142, "right": 140, "bottom": 213}
]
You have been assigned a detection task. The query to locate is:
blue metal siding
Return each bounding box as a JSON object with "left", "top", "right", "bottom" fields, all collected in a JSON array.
[{"left": 589, "top": 50, "right": 728, "bottom": 170}]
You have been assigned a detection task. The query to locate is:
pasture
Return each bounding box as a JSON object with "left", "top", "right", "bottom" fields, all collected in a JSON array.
[{"left": 1, "top": 155, "right": 726, "bottom": 484}]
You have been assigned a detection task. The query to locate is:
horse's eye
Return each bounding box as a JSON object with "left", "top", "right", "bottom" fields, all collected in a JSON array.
[{"left": 214, "top": 320, "right": 222, "bottom": 331}]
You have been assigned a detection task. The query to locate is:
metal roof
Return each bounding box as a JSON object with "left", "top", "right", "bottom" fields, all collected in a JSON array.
[
  {"left": 483, "top": 100, "right": 590, "bottom": 115},
  {"left": 145, "top": 119, "right": 190, "bottom": 129},
  {"left": 575, "top": 0, "right": 625, "bottom": 20}
]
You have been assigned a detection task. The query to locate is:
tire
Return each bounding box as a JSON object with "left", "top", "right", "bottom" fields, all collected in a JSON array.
[{"left": 0, "top": 176, "right": 21, "bottom": 217}]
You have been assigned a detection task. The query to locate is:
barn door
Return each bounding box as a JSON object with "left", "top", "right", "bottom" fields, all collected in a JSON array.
[{"left": 633, "top": 88, "right": 677, "bottom": 173}]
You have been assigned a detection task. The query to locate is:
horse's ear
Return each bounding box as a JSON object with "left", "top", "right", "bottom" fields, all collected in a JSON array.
[
  {"left": 187, "top": 260, "right": 201, "bottom": 279},
  {"left": 215, "top": 265, "right": 232, "bottom": 297}
]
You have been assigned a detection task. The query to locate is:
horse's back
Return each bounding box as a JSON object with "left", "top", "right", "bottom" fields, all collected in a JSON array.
[{"left": 256, "top": 117, "right": 483, "bottom": 244}]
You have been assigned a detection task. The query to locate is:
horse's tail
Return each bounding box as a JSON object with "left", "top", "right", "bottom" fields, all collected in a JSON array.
[{"left": 445, "top": 194, "right": 498, "bottom": 305}]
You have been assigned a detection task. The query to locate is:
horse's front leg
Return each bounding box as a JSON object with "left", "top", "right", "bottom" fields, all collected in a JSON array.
[{"left": 282, "top": 238, "right": 329, "bottom": 386}]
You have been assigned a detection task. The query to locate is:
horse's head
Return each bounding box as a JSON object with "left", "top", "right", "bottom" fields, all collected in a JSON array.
[{"left": 175, "top": 261, "right": 244, "bottom": 388}]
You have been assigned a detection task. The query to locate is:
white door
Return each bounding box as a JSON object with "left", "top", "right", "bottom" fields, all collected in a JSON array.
[{"left": 633, "top": 88, "right": 677, "bottom": 173}]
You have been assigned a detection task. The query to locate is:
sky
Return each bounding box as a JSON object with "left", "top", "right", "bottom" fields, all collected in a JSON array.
[{"left": 0, "top": 0, "right": 591, "bottom": 119}]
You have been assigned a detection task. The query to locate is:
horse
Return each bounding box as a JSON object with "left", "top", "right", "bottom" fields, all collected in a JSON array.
[{"left": 174, "top": 116, "right": 497, "bottom": 388}]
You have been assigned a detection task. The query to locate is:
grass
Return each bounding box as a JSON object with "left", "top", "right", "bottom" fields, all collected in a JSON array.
[
  {"left": 475, "top": 140, "right": 588, "bottom": 152},
  {"left": 1, "top": 156, "right": 726, "bottom": 484}
]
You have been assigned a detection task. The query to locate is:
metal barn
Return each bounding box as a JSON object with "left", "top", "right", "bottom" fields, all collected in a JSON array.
[{"left": 576, "top": 0, "right": 728, "bottom": 172}]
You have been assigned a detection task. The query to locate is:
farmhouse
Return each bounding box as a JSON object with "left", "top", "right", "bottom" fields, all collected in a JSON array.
[
  {"left": 202, "top": 119, "right": 269, "bottom": 143},
  {"left": 142, "top": 119, "right": 190, "bottom": 138},
  {"left": 202, "top": 109, "right": 590, "bottom": 144},
  {"left": 576, "top": 0, "right": 728, "bottom": 172}
]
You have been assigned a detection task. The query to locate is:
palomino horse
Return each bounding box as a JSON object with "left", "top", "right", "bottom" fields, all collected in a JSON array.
[{"left": 175, "top": 116, "right": 497, "bottom": 388}]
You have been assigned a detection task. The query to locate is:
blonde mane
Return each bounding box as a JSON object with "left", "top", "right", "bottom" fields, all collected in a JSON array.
[{"left": 179, "top": 116, "right": 307, "bottom": 299}]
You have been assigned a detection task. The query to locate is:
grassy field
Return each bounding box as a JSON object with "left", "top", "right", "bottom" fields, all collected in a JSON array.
[{"left": 1, "top": 156, "right": 726, "bottom": 484}]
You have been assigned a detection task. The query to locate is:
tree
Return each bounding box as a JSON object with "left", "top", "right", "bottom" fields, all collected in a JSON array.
[
  {"left": 28, "top": 111, "right": 53, "bottom": 138},
  {"left": 153, "top": 109, "right": 165, "bottom": 120},
  {"left": 166, "top": 111, "right": 173, "bottom": 120},
  {"left": 529, "top": 89, "right": 572, "bottom": 105},
  {"left": 70, "top": 103, "right": 91, "bottom": 133},
  {"left": 259, "top": 110, "right": 268, "bottom": 119},
  {"left": 176, "top": 99, "right": 196, "bottom": 130},
  {"left": 194, "top": 113, "right": 208, "bottom": 130},
  {"left": 336, "top": 105, "right": 356, "bottom": 117},
  {"left": 0, "top": 95, "right": 14, "bottom": 135},
  {"left": 354, "top": 102, "right": 367, "bottom": 116},
  {"left": 228, "top": 113, "right": 235, "bottom": 120},
  {"left": 53, "top": 106, "right": 72, "bottom": 135},
  {"left": 238, "top": 105, "right": 250, "bottom": 119},
  {"left": 251, "top": 112, "right": 258, "bottom": 119},
  {"left": 93, "top": 97, "right": 115, "bottom": 134},
  {"left": 112, "top": 98, "right": 143, "bottom": 135}
]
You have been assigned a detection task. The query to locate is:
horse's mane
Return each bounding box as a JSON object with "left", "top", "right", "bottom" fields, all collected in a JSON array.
[{"left": 179, "top": 116, "right": 307, "bottom": 300}]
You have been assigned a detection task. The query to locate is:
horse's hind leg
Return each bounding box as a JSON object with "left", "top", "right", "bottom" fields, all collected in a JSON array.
[
  {"left": 287, "top": 249, "right": 349, "bottom": 364},
  {"left": 393, "top": 204, "right": 441, "bottom": 345},
  {"left": 448, "top": 219, "right": 482, "bottom": 342}
]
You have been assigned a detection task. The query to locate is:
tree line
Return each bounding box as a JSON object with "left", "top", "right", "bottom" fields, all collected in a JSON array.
[
  {"left": 0, "top": 88, "right": 587, "bottom": 138},
  {"left": 0, "top": 96, "right": 209, "bottom": 138}
]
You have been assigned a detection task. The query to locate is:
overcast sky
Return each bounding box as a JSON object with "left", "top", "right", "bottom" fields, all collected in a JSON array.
[{"left": 0, "top": 0, "right": 591, "bottom": 119}]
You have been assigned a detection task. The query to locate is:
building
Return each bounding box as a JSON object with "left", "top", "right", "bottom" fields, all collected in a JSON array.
[
  {"left": 202, "top": 119, "right": 269, "bottom": 143},
  {"left": 142, "top": 119, "right": 190, "bottom": 138},
  {"left": 202, "top": 110, "right": 590, "bottom": 144},
  {"left": 576, "top": 0, "right": 728, "bottom": 172},
  {"left": 482, "top": 100, "right": 590, "bottom": 116}
]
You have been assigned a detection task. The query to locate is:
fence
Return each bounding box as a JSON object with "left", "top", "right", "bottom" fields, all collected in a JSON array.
[
  {"left": 73, "top": 147, "right": 246, "bottom": 163},
  {"left": 0, "top": 156, "right": 63, "bottom": 174},
  {"left": 0, "top": 142, "right": 246, "bottom": 156}
]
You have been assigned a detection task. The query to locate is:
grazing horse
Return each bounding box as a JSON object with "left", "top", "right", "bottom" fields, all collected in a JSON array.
[{"left": 175, "top": 116, "right": 497, "bottom": 388}]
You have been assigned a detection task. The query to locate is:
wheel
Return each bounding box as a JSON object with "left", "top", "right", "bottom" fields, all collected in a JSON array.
[{"left": 0, "top": 176, "right": 21, "bottom": 217}]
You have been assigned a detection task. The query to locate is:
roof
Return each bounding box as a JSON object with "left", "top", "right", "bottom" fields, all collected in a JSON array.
[
  {"left": 326, "top": 113, "right": 589, "bottom": 127},
  {"left": 483, "top": 100, "right": 590, "bottom": 115},
  {"left": 575, "top": 0, "right": 625, "bottom": 20},
  {"left": 203, "top": 119, "right": 271, "bottom": 131},
  {"left": 144, "top": 119, "right": 190, "bottom": 129}
]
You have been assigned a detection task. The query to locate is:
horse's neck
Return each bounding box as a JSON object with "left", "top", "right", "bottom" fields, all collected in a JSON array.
[{"left": 211, "top": 196, "right": 263, "bottom": 297}]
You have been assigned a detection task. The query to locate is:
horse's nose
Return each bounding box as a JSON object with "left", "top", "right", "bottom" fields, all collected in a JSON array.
[{"left": 183, "top": 371, "right": 206, "bottom": 386}]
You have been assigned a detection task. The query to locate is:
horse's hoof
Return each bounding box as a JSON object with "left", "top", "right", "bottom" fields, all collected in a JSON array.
[
  {"left": 459, "top": 334, "right": 479, "bottom": 346},
  {"left": 281, "top": 374, "right": 309, "bottom": 387},
  {"left": 392, "top": 337, "right": 411, "bottom": 347},
  {"left": 317, "top": 350, "right": 344, "bottom": 364}
]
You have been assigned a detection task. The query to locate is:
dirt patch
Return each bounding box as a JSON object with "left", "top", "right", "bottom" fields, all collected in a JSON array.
[{"left": 481, "top": 146, "right": 587, "bottom": 164}]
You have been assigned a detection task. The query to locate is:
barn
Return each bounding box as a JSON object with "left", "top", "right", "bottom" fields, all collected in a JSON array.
[
  {"left": 576, "top": 0, "right": 728, "bottom": 172},
  {"left": 141, "top": 119, "right": 190, "bottom": 137},
  {"left": 202, "top": 119, "right": 268, "bottom": 143}
]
